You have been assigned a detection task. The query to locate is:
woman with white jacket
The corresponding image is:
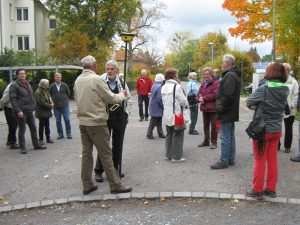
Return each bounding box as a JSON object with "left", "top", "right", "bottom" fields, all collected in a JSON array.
[
  {"left": 280, "top": 63, "right": 298, "bottom": 153},
  {"left": 161, "top": 68, "right": 189, "bottom": 162}
]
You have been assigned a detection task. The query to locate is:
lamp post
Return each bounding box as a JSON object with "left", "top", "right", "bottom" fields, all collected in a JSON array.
[
  {"left": 208, "top": 42, "right": 214, "bottom": 62},
  {"left": 272, "top": 0, "right": 276, "bottom": 62},
  {"left": 118, "top": 33, "right": 135, "bottom": 178},
  {"left": 120, "top": 33, "right": 136, "bottom": 89}
]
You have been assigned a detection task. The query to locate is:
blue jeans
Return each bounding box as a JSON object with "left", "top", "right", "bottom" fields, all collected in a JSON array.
[
  {"left": 189, "top": 105, "right": 198, "bottom": 133},
  {"left": 220, "top": 121, "right": 236, "bottom": 165},
  {"left": 54, "top": 107, "right": 71, "bottom": 137}
]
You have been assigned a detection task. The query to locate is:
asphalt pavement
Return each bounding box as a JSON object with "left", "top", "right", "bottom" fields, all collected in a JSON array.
[{"left": 0, "top": 91, "right": 300, "bottom": 214}]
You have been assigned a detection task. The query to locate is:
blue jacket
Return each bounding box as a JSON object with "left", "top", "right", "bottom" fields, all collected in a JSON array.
[
  {"left": 149, "top": 82, "right": 164, "bottom": 117},
  {"left": 186, "top": 79, "right": 199, "bottom": 106}
]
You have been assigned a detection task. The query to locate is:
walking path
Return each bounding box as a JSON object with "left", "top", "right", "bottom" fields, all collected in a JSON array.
[{"left": 1, "top": 94, "right": 300, "bottom": 213}]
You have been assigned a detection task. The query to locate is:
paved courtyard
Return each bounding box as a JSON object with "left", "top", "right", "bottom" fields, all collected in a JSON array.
[{"left": 0, "top": 92, "right": 300, "bottom": 208}]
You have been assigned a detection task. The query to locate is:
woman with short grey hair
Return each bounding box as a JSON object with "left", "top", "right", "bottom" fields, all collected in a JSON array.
[{"left": 35, "top": 79, "right": 54, "bottom": 144}]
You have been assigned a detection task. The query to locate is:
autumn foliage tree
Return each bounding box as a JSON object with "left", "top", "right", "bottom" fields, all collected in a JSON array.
[{"left": 222, "top": 0, "right": 300, "bottom": 65}]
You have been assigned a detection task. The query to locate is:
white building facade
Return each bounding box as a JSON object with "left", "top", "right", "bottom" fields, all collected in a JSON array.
[{"left": 0, "top": 0, "right": 55, "bottom": 56}]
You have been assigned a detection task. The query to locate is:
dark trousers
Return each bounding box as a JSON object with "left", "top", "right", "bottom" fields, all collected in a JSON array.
[
  {"left": 147, "top": 117, "right": 164, "bottom": 137},
  {"left": 4, "top": 107, "right": 18, "bottom": 144},
  {"left": 138, "top": 94, "right": 149, "bottom": 119},
  {"left": 16, "top": 112, "right": 39, "bottom": 150},
  {"left": 39, "top": 118, "right": 50, "bottom": 141},
  {"left": 189, "top": 105, "right": 198, "bottom": 133},
  {"left": 202, "top": 112, "right": 217, "bottom": 144},
  {"left": 283, "top": 116, "right": 295, "bottom": 148},
  {"left": 94, "top": 113, "right": 128, "bottom": 175}
]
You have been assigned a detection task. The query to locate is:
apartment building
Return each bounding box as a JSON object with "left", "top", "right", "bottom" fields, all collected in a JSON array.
[{"left": 0, "top": 0, "right": 55, "bottom": 56}]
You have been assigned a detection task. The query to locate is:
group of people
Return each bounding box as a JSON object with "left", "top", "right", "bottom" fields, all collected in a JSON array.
[
  {"left": 2, "top": 53, "right": 300, "bottom": 199},
  {"left": 0, "top": 70, "right": 72, "bottom": 154}
]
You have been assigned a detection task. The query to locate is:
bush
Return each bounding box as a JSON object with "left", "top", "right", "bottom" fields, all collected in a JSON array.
[{"left": 0, "top": 79, "right": 7, "bottom": 98}]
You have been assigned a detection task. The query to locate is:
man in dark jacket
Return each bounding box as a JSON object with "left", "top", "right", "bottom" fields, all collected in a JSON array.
[
  {"left": 211, "top": 54, "right": 241, "bottom": 169},
  {"left": 49, "top": 73, "right": 72, "bottom": 139},
  {"left": 9, "top": 69, "right": 46, "bottom": 154}
]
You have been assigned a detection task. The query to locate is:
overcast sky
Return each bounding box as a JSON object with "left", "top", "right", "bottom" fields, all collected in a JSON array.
[{"left": 153, "top": 0, "right": 271, "bottom": 57}]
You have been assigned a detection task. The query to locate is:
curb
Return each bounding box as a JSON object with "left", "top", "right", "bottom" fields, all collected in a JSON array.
[{"left": 1, "top": 191, "right": 300, "bottom": 213}]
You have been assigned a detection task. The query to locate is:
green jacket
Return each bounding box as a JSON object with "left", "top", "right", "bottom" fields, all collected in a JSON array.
[{"left": 35, "top": 87, "right": 52, "bottom": 119}]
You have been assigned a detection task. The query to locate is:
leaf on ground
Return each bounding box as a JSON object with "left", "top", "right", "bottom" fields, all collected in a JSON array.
[
  {"left": 233, "top": 199, "right": 239, "bottom": 203},
  {"left": 160, "top": 197, "right": 165, "bottom": 202},
  {"left": 0, "top": 196, "right": 3, "bottom": 201},
  {"left": 3, "top": 200, "right": 11, "bottom": 205},
  {"left": 100, "top": 204, "right": 106, "bottom": 208},
  {"left": 79, "top": 154, "right": 82, "bottom": 158},
  {"left": 155, "top": 161, "right": 159, "bottom": 164},
  {"left": 231, "top": 206, "right": 237, "bottom": 210},
  {"left": 43, "top": 175, "right": 50, "bottom": 179},
  {"left": 143, "top": 201, "right": 149, "bottom": 205},
  {"left": 54, "top": 159, "right": 58, "bottom": 163}
]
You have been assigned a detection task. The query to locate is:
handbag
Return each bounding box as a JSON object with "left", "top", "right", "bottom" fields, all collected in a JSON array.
[
  {"left": 245, "top": 86, "right": 267, "bottom": 155},
  {"left": 173, "top": 84, "right": 186, "bottom": 130},
  {"left": 187, "top": 83, "right": 197, "bottom": 105}
]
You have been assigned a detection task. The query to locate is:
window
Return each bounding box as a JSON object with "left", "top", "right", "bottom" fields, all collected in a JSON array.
[
  {"left": 16, "top": 8, "right": 28, "bottom": 21},
  {"left": 9, "top": 3, "right": 13, "bottom": 20},
  {"left": 49, "top": 19, "right": 57, "bottom": 29},
  {"left": 17, "top": 36, "right": 29, "bottom": 50}
]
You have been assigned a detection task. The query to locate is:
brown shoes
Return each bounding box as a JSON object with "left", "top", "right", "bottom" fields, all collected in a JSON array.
[
  {"left": 246, "top": 189, "right": 263, "bottom": 200},
  {"left": 210, "top": 162, "right": 229, "bottom": 170},
  {"left": 83, "top": 185, "right": 98, "bottom": 195},
  {"left": 111, "top": 185, "right": 132, "bottom": 194}
]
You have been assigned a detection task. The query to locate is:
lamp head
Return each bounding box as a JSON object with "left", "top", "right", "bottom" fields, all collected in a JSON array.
[{"left": 120, "top": 33, "right": 136, "bottom": 42}]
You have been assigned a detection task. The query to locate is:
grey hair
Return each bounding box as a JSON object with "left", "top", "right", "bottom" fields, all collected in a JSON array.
[
  {"left": 188, "top": 72, "right": 197, "bottom": 79},
  {"left": 223, "top": 54, "right": 235, "bottom": 66},
  {"left": 283, "top": 63, "right": 292, "bottom": 73},
  {"left": 81, "top": 55, "right": 96, "bottom": 69},
  {"left": 202, "top": 67, "right": 213, "bottom": 75},
  {"left": 105, "top": 60, "right": 118, "bottom": 69},
  {"left": 155, "top": 73, "right": 164, "bottom": 82},
  {"left": 54, "top": 72, "right": 61, "bottom": 78},
  {"left": 38, "top": 79, "right": 49, "bottom": 88},
  {"left": 141, "top": 69, "right": 147, "bottom": 74}
]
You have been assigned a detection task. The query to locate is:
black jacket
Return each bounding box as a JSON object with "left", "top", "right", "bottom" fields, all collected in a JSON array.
[
  {"left": 216, "top": 66, "right": 241, "bottom": 122},
  {"left": 9, "top": 79, "right": 36, "bottom": 113},
  {"left": 49, "top": 82, "right": 70, "bottom": 109}
]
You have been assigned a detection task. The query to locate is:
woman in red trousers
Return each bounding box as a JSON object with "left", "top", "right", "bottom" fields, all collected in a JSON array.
[{"left": 246, "top": 62, "right": 289, "bottom": 200}]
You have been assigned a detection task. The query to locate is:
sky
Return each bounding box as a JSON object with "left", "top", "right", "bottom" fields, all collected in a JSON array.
[{"left": 152, "top": 0, "right": 272, "bottom": 57}]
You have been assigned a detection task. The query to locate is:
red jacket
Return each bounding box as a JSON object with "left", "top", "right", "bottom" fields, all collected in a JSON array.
[
  {"left": 136, "top": 77, "right": 153, "bottom": 95},
  {"left": 198, "top": 77, "right": 219, "bottom": 112}
]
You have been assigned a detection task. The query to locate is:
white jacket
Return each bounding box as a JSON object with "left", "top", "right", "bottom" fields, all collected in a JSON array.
[
  {"left": 100, "top": 73, "right": 132, "bottom": 116},
  {"left": 161, "top": 79, "right": 190, "bottom": 126},
  {"left": 285, "top": 75, "right": 298, "bottom": 116}
]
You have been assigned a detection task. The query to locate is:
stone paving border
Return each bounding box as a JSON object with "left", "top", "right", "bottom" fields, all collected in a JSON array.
[{"left": 1, "top": 191, "right": 300, "bottom": 213}]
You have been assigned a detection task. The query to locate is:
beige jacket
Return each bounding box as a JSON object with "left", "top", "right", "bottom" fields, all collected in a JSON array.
[{"left": 74, "top": 69, "right": 125, "bottom": 126}]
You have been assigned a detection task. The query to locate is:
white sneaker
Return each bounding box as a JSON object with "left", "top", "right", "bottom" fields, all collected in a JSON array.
[{"left": 171, "top": 158, "right": 185, "bottom": 163}]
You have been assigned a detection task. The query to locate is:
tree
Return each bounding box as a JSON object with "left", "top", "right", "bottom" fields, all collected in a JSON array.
[
  {"left": 0, "top": 48, "right": 15, "bottom": 67},
  {"left": 222, "top": 0, "right": 300, "bottom": 65},
  {"left": 245, "top": 47, "right": 261, "bottom": 63},
  {"left": 168, "top": 31, "right": 193, "bottom": 52},
  {"left": 48, "top": 29, "right": 89, "bottom": 65},
  {"left": 261, "top": 53, "right": 272, "bottom": 62},
  {"left": 192, "top": 32, "right": 228, "bottom": 71}
]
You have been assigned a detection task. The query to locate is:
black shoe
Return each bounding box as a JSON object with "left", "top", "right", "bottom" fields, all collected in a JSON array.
[
  {"left": 246, "top": 189, "right": 263, "bottom": 200},
  {"left": 34, "top": 144, "right": 47, "bottom": 150},
  {"left": 83, "top": 185, "right": 98, "bottom": 195},
  {"left": 10, "top": 143, "right": 20, "bottom": 149},
  {"left": 145, "top": 117, "right": 149, "bottom": 121},
  {"left": 198, "top": 142, "right": 209, "bottom": 147},
  {"left": 47, "top": 139, "right": 54, "bottom": 143},
  {"left": 20, "top": 149, "right": 27, "bottom": 154},
  {"left": 210, "top": 162, "right": 229, "bottom": 170},
  {"left": 6, "top": 141, "right": 10, "bottom": 147},
  {"left": 139, "top": 118, "right": 143, "bottom": 122},
  {"left": 159, "top": 134, "right": 166, "bottom": 138},
  {"left": 263, "top": 189, "right": 276, "bottom": 198},
  {"left": 111, "top": 185, "right": 132, "bottom": 194},
  {"left": 284, "top": 148, "right": 291, "bottom": 153},
  {"left": 189, "top": 130, "right": 199, "bottom": 135},
  {"left": 120, "top": 173, "right": 125, "bottom": 178},
  {"left": 39, "top": 140, "right": 45, "bottom": 145},
  {"left": 229, "top": 161, "right": 235, "bottom": 166},
  {"left": 57, "top": 136, "right": 64, "bottom": 140},
  {"left": 290, "top": 156, "right": 300, "bottom": 162},
  {"left": 95, "top": 174, "right": 103, "bottom": 182},
  {"left": 67, "top": 136, "right": 72, "bottom": 139},
  {"left": 146, "top": 135, "right": 154, "bottom": 139}
]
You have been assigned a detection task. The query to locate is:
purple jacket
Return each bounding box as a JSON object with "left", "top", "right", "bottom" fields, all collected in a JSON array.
[
  {"left": 149, "top": 82, "right": 164, "bottom": 117},
  {"left": 198, "top": 77, "right": 218, "bottom": 112}
]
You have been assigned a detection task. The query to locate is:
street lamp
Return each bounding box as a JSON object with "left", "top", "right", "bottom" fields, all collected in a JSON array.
[
  {"left": 208, "top": 42, "right": 214, "bottom": 62},
  {"left": 118, "top": 32, "right": 136, "bottom": 178},
  {"left": 272, "top": 0, "right": 276, "bottom": 61},
  {"left": 120, "top": 33, "right": 136, "bottom": 89}
]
